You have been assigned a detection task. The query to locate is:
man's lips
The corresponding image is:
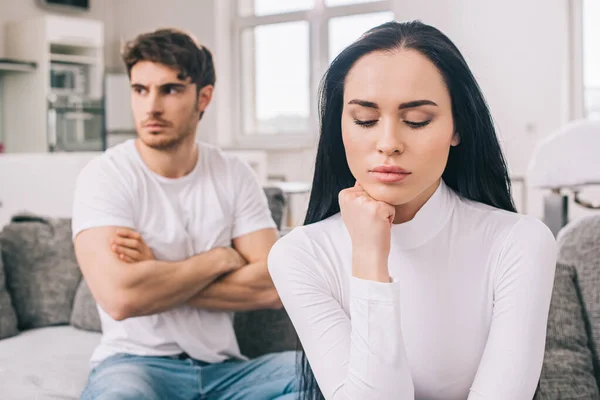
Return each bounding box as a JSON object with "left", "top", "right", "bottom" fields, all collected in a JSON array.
[{"left": 143, "top": 121, "right": 169, "bottom": 128}]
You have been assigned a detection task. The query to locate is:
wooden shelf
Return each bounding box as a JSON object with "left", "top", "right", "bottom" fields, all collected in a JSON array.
[
  {"left": 0, "top": 59, "right": 36, "bottom": 73},
  {"left": 49, "top": 53, "right": 98, "bottom": 65}
]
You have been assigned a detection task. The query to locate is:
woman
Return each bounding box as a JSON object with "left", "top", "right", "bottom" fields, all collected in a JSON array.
[{"left": 267, "top": 20, "right": 556, "bottom": 400}]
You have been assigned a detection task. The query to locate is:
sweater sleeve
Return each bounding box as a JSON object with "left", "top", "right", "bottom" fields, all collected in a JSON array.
[
  {"left": 268, "top": 229, "right": 414, "bottom": 399},
  {"left": 468, "top": 217, "right": 557, "bottom": 399}
]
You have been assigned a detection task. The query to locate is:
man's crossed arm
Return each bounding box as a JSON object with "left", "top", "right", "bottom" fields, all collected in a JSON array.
[{"left": 79, "top": 226, "right": 282, "bottom": 320}]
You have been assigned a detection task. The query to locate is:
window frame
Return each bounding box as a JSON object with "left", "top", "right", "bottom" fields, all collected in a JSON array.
[
  {"left": 569, "top": 0, "right": 585, "bottom": 120},
  {"left": 229, "top": 0, "right": 394, "bottom": 149},
  {"left": 570, "top": 0, "right": 600, "bottom": 120}
]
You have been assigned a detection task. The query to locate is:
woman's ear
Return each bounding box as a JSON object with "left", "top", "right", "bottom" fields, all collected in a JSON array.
[{"left": 451, "top": 131, "right": 461, "bottom": 146}]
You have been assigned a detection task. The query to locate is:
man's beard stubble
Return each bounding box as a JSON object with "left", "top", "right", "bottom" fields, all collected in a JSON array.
[{"left": 142, "top": 130, "right": 191, "bottom": 151}]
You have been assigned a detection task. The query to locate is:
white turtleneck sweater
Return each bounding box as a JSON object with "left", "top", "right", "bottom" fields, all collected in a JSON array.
[{"left": 268, "top": 181, "right": 557, "bottom": 400}]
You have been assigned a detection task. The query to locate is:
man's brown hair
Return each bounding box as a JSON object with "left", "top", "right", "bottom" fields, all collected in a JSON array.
[{"left": 121, "top": 28, "right": 216, "bottom": 92}]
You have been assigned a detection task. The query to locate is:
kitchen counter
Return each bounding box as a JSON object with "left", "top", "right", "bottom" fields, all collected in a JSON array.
[{"left": 0, "top": 58, "right": 36, "bottom": 73}]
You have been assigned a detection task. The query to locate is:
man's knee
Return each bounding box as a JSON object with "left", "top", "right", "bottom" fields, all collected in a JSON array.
[{"left": 260, "top": 351, "right": 301, "bottom": 393}]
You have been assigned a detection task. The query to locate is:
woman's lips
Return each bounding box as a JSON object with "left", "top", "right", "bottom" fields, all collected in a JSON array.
[
  {"left": 369, "top": 171, "right": 411, "bottom": 183},
  {"left": 369, "top": 165, "right": 411, "bottom": 183}
]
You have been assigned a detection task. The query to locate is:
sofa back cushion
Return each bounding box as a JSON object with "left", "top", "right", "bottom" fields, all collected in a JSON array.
[
  {"left": 263, "top": 186, "right": 286, "bottom": 230},
  {"left": 0, "top": 214, "right": 81, "bottom": 330},
  {"left": 234, "top": 309, "right": 297, "bottom": 358},
  {"left": 70, "top": 279, "right": 101, "bottom": 332},
  {"left": 535, "top": 262, "right": 599, "bottom": 399},
  {"left": 0, "top": 242, "right": 19, "bottom": 339},
  {"left": 556, "top": 215, "right": 600, "bottom": 386}
]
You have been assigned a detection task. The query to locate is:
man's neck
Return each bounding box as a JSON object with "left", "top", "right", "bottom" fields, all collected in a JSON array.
[{"left": 135, "top": 137, "right": 198, "bottom": 179}]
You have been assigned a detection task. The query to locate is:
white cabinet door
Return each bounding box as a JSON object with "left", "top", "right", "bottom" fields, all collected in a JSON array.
[
  {"left": 46, "top": 16, "right": 104, "bottom": 46},
  {"left": 105, "top": 73, "right": 136, "bottom": 133}
]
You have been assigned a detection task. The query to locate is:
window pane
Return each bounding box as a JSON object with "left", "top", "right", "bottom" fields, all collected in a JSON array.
[
  {"left": 328, "top": 11, "right": 394, "bottom": 62},
  {"left": 241, "top": 21, "right": 310, "bottom": 135},
  {"left": 583, "top": 0, "right": 600, "bottom": 119},
  {"left": 325, "top": 0, "right": 383, "bottom": 7},
  {"left": 238, "top": 0, "right": 314, "bottom": 17}
]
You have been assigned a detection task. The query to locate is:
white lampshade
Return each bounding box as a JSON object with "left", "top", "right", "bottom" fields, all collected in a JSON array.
[{"left": 527, "top": 119, "right": 600, "bottom": 189}]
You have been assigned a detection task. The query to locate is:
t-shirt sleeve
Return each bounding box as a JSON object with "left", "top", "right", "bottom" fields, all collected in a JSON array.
[
  {"left": 468, "top": 217, "right": 557, "bottom": 399},
  {"left": 230, "top": 157, "right": 276, "bottom": 238},
  {"left": 71, "top": 158, "right": 136, "bottom": 240}
]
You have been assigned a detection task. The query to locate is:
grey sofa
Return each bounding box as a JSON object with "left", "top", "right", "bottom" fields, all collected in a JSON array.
[
  {"left": 535, "top": 214, "right": 600, "bottom": 399},
  {"left": 3, "top": 191, "right": 600, "bottom": 400},
  {"left": 0, "top": 188, "right": 297, "bottom": 400}
]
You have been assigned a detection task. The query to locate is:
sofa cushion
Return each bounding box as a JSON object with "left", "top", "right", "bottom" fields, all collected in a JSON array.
[
  {"left": 0, "top": 325, "right": 100, "bottom": 399},
  {"left": 556, "top": 215, "right": 600, "bottom": 384},
  {"left": 535, "top": 262, "right": 600, "bottom": 399},
  {"left": 263, "top": 186, "right": 286, "bottom": 229},
  {"left": 70, "top": 279, "right": 102, "bottom": 332},
  {"left": 234, "top": 309, "right": 297, "bottom": 359},
  {"left": 0, "top": 243, "right": 19, "bottom": 340},
  {"left": 0, "top": 214, "right": 82, "bottom": 330}
]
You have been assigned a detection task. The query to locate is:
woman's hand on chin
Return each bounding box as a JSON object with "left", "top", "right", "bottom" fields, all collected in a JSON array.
[{"left": 339, "top": 181, "right": 394, "bottom": 282}]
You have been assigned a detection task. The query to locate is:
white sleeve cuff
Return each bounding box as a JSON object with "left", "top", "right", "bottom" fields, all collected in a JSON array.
[{"left": 350, "top": 276, "right": 401, "bottom": 303}]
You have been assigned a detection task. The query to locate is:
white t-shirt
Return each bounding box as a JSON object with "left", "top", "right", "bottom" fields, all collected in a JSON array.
[
  {"left": 72, "top": 139, "right": 276, "bottom": 367},
  {"left": 268, "top": 180, "right": 557, "bottom": 400}
]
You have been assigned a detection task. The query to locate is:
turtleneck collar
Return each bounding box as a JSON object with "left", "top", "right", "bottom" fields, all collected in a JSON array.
[{"left": 391, "top": 179, "right": 457, "bottom": 249}]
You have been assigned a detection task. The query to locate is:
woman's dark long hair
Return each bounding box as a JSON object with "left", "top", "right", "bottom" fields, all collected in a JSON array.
[{"left": 298, "top": 20, "right": 516, "bottom": 399}]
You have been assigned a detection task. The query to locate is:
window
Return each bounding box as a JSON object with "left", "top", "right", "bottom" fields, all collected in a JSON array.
[
  {"left": 582, "top": 0, "right": 600, "bottom": 119},
  {"left": 233, "top": 0, "right": 394, "bottom": 148}
]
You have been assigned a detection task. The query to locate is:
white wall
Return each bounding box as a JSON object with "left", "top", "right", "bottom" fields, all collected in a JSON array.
[
  {"left": 2, "top": 0, "right": 591, "bottom": 225},
  {"left": 0, "top": 0, "right": 114, "bottom": 61},
  {"left": 263, "top": 0, "right": 574, "bottom": 221},
  {"left": 393, "top": 0, "right": 570, "bottom": 176},
  {"left": 392, "top": 0, "right": 572, "bottom": 218},
  {"left": 0, "top": 152, "right": 101, "bottom": 228},
  {"left": 108, "top": 0, "right": 218, "bottom": 144}
]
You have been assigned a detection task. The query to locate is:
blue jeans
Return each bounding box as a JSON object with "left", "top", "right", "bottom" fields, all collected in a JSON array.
[{"left": 80, "top": 351, "right": 300, "bottom": 400}]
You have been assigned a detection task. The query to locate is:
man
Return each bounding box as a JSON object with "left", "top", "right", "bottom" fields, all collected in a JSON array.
[{"left": 73, "top": 28, "right": 298, "bottom": 400}]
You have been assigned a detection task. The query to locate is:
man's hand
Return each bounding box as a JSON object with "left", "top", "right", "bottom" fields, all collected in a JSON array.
[
  {"left": 186, "top": 228, "right": 280, "bottom": 312},
  {"left": 215, "top": 247, "right": 249, "bottom": 270},
  {"left": 112, "top": 228, "right": 248, "bottom": 272},
  {"left": 111, "top": 228, "right": 154, "bottom": 263}
]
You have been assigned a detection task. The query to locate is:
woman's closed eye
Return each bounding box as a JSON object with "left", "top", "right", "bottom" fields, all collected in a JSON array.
[
  {"left": 354, "top": 119, "right": 378, "bottom": 128},
  {"left": 404, "top": 119, "right": 431, "bottom": 129},
  {"left": 353, "top": 119, "right": 432, "bottom": 129}
]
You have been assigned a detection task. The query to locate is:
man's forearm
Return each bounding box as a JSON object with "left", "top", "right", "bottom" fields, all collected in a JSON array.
[
  {"left": 186, "top": 261, "right": 282, "bottom": 312},
  {"left": 114, "top": 250, "right": 228, "bottom": 319}
]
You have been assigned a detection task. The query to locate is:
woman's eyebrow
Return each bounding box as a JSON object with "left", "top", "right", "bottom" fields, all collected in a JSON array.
[
  {"left": 398, "top": 100, "right": 438, "bottom": 109},
  {"left": 347, "top": 99, "right": 438, "bottom": 110}
]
